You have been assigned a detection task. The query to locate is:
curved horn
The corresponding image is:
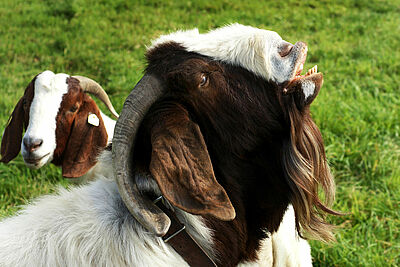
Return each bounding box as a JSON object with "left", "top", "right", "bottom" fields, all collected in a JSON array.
[
  {"left": 112, "top": 74, "right": 170, "bottom": 237},
  {"left": 73, "top": 76, "right": 119, "bottom": 119}
]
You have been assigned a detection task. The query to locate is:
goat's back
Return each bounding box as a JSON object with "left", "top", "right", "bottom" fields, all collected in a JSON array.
[{"left": 0, "top": 178, "right": 188, "bottom": 267}]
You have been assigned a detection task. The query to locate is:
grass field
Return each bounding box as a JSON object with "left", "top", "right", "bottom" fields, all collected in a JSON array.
[{"left": 0, "top": 0, "right": 399, "bottom": 266}]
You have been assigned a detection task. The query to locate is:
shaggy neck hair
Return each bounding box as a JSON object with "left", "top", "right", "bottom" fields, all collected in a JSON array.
[{"left": 280, "top": 96, "right": 337, "bottom": 242}]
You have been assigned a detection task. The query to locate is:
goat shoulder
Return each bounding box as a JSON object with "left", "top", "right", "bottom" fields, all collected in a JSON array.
[{"left": 0, "top": 177, "right": 191, "bottom": 266}]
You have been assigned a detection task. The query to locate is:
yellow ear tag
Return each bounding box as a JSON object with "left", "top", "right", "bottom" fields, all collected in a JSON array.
[{"left": 88, "top": 113, "right": 100, "bottom": 127}]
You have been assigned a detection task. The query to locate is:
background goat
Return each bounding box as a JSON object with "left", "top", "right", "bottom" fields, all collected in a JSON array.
[
  {"left": 0, "top": 24, "right": 334, "bottom": 266},
  {"left": 0, "top": 70, "right": 118, "bottom": 180}
]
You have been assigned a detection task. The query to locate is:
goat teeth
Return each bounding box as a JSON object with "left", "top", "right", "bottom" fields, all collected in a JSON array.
[{"left": 305, "top": 65, "right": 318, "bottom": 76}]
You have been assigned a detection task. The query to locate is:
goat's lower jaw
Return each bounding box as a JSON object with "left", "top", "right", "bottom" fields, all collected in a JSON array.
[
  {"left": 283, "top": 66, "right": 321, "bottom": 94},
  {"left": 23, "top": 152, "right": 51, "bottom": 168}
]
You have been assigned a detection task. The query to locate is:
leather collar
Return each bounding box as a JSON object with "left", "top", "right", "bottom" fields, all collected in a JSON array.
[{"left": 154, "top": 196, "right": 217, "bottom": 267}]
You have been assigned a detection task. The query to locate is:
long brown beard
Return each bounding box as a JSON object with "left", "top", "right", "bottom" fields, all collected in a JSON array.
[{"left": 282, "top": 105, "right": 339, "bottom": 242}]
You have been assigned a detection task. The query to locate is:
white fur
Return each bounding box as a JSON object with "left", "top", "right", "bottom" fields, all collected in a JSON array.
[
  {"left": 301, "top": 80, "right": 316, "bottom": 100},
  {"left": 238, "top": 237, "right": 274, "bottom": 267},
  {"left": 150, "top": 23, "right": 296, "bottom": 84},
  {"left": 99, "top": 110, "right": 116, "bottom": 144},
  {"left": 239, "top": 205, "right": 312, "bottom": 267},
  {"left": 0, "top": 150, "right": 312, "bottom": 266},
  {"left": 0, "top": 151, "right": 214, "bottom": 267},
  {"left": 22, "top": 71, "right": 69, "bottom": 168},
  {"left": 271, "top": 205, "right": 312, "bottom": 267}
]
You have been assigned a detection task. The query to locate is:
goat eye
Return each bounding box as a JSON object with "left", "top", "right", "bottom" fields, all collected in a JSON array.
[{"left": 199, "top": 74, "right": 208, "bottom": 87}]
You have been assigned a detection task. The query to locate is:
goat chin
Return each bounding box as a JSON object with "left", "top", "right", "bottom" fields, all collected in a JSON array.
[{"left": 0, "top": 150, "right": 312, "bottom": 267}]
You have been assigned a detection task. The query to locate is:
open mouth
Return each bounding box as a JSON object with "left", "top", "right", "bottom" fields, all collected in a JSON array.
[
  {"left": 294, "top": 64, "right": 318, "bottom": 82},
  {"left": 284, "top": 49, "right": 323, "bottom": 95}
]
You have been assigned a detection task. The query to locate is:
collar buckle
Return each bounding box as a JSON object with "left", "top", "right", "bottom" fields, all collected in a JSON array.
[{"left": 153, "top": 196, "right": 186, "bottom": 243}]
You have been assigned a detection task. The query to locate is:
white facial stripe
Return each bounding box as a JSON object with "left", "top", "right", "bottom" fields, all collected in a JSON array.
[
  {"left": 22, "top": 70, "right": 70, "bottom": 167},
  {"left": 301, "top": 80, "right": 315, "bottom": 99},
  {"left": 149, "top": 23, "right": 286, "bottom": 81}
]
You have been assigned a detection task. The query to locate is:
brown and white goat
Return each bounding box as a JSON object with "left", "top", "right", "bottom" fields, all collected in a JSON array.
[
  {"left": 0, "top": 70, "right": 118, "bottom": 179},
  {"left": 114, "top": 23, "right": 338, "bottom": 262},
  {"left": 0, "top": 24, "right": 335, "bottom": 266}
]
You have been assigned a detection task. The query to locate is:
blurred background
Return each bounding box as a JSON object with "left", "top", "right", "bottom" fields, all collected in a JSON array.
[{"left": 0, "top": 0, "right": 399, "bottom": 266}]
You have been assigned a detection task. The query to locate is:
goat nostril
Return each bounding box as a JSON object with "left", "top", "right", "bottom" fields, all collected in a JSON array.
[
  {"left": 279, "top": 43, "right": 293, "bottom": 57},
  {"left": 33, "top": 139, "right": 43, "bottom": 149},
  {"left": 24, "top": 138, "right": 43, "bottom": 152}
]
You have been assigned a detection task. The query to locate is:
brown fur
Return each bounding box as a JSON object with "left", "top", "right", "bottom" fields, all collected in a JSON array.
[
  {"left": 147, "top": 103, "right": 235, "bottom": 221},
  {"left": 133, "top": 43, "right": 338, "bottom": 265},
  {"left": 280, "top": 99, "right": 338, "bottom": 242},
  {"left": 0, "top": 76, "right": 36, "bottom": 163},
  {"left": 52, "top": 77, "right": 108, "bottom": 178}
]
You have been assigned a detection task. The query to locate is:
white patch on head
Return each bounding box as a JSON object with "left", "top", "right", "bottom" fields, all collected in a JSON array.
[
  {"left": 149, "top": 23, "right": 297, "bottom": 84},
  {"left": 22, "top": 70, "right": 70, "bottom": 168},
  {"left": 301, "top": 80, "right": 316, "bottom": 100}
]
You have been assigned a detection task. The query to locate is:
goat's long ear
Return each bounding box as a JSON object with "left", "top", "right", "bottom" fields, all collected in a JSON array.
[
  {"left": 149, "top": 106, "right": 235, "bottom": 221},
  {"left": 1, "top": 76, "right": 36, "bottom": 163},
  {"left": 62, "top": 95, "right": 108, "bottom": 178},
  {"left": 1, "top": 98, "right": 25, "bottom": 163}
]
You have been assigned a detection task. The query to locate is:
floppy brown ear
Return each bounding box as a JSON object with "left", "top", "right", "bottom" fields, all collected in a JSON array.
[
  {"left": 149, "top": 106, "right": 235, "bottom": 221},
  {"left": 1, "top": 76, "right": 37, "bottom": 163},
  {"left": 62, "top": 95, "right": 108, "bottom": 178},
  {"left": 1, "top": 98, "right": 25, "bottom": 163}
]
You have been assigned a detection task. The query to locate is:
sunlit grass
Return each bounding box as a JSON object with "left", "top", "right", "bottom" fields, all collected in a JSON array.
[{"left": 0, "top": 0, "right": 399, "bottom": 265}]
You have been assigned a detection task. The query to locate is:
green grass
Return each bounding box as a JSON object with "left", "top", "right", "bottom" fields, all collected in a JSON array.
[{"left": 0, "top": 0, "right": 399, "bottom": 266}]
